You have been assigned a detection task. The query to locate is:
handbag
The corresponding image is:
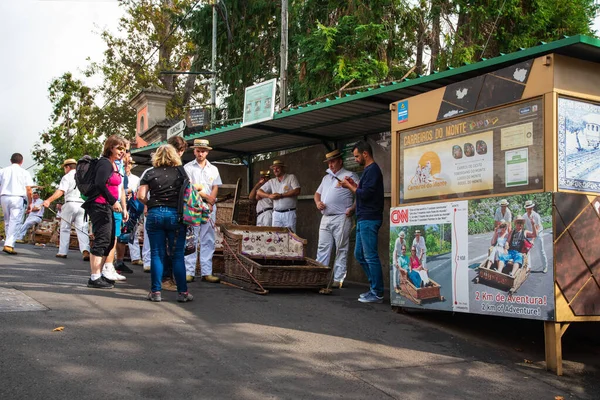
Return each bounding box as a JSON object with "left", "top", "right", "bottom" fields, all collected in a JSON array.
[{"left": 521, "top": 238, "right": 533, "bottom": 253}]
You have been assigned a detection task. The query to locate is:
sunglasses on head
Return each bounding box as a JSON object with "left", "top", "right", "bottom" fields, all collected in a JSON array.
[{"left": 115, "top": 146, "right": 126, "bottom": 151}]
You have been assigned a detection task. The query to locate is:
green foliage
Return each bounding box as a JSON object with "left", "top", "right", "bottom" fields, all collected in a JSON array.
[{"left": 32, "top": 73, "right": 102, "bottom": 198}]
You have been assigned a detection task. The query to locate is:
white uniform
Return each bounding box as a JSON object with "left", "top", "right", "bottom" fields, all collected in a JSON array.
[
  {"left": 256, "top": 197, "right": 273, "bottom": 226},
  {"left": 261, "top": 173, "right": 300, "bottom": 232},
  {"left": 315, "top": 167, "right": 358, "bottom": 283},
  {"left": 16, "top": 198, "right": 44, "bottom": 240},
  {"left": 184, "top": 159, "right": 222, "bottom": 277},
  {"left": 138, "top": 168, "right": 152, "bottom": 268},
  {"left": 412, "top": 235, "right": 427, "bottom": 268},
  {"left": 57, "top": 169, "right": 90, "bottom": 255},
  {"left": 0, "top": 163, "right": 33, "bottom": 248},
  {"left": 524, "top": 210, "right": 548, "bottom": 272}
]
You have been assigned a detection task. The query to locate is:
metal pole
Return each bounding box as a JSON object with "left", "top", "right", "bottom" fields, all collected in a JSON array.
[
  {"left": 211, "top": 0, "right": 217, "bottom": 127},
  {"left": 279, "top": 0, "right": 288, "bottom": 109}
]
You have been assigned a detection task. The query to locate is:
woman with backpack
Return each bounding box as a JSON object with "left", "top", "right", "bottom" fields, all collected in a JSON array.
[
  {"left": 137, "top": 144, "right": 193, "bottom": 303},
  {"left": 85, "top": 135, "right": 129, "bottom": 289}
]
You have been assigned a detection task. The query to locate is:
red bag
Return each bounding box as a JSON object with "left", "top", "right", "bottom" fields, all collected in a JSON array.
[{"left": 521, "top": 238, "right": 533, "bottom": 253}]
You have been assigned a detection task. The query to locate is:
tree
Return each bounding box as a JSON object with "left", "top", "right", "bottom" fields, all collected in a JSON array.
[
  {"left": 86, "top": 0, "right": 207, "bottom": 139},
  {"left": 32, "top": 73, "right": 102, "bottom": 198}
]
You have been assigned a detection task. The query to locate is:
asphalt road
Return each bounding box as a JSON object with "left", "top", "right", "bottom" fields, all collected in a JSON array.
[{"left": 0, "top": 244, "right": 598, "bottom": 400}]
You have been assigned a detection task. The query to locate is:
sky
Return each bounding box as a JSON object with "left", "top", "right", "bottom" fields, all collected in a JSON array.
[{"left": 0, "top": 1, "right": 598, "bottom": 178}]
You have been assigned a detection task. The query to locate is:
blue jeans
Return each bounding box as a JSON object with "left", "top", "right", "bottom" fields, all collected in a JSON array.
[
  {"left": 146, "top": 206, "right": 187, "bottom": 293},
  {"left": 354, "top": 219, "right": 383, "bottom": 297}
]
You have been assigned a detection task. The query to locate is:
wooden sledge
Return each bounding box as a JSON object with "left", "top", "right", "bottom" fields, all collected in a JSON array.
[
  {"left": 398, "top": 268, "right": 444, "bottom": 305},
  {"left": 475, "top": 253, "right": 530, "bottom": 294}
]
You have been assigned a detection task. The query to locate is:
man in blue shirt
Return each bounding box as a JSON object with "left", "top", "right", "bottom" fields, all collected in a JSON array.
[{"left": 340, "top": 141, "right": 384, "bottom": 303}]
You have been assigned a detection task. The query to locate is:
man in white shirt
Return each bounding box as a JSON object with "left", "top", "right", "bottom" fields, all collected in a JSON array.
[
  {"left": 0, "top": 153, "right": 34, "bottom": 255},
  {"left": 494, "top": 199, "right": 512, "bottom": 232},
  {"left": 184, "top": 139, "right": 222, "bottom": 283},
  {"left": 15, "top": 191, "right": 44, "bottom": 242},
  {"left": 249, "top": 170, "right": 273, "bottom": 226},
  {"left": 42, "top": 158, "right": 90, "bottom": 260},
  {"left": 524, "top": 200, "right": 548, "bottom": 273},
  {"left": 120, "top": 160, "right": 142, "bottom": 265},
  {"left": 257, "top": 160, "right": 301, "bottom": 232},
  {"left": 412, "top": 229, "right": 427, "bottom": 268},
  {"left": 314, "top": 150, "right": 358, "bottom": 287}
]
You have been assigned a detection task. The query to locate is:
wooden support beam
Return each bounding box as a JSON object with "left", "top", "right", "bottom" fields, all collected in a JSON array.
[{"left": 544, "top": 321, "right": 571, "bottom": 376}]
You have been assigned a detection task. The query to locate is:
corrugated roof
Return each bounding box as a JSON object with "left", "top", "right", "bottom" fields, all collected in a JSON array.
[{"left": 132, "top": 34, "right": 600, "bottom": 164}]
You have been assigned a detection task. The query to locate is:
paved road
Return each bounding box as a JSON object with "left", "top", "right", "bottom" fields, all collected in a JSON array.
[{"left": 0, "top": 245, "right": 598, "bottom": 400}]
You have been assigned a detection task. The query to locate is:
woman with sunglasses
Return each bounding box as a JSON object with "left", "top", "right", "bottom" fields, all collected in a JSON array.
[{"left": 84, "top": 135, "right": 128, "bottom": 289}]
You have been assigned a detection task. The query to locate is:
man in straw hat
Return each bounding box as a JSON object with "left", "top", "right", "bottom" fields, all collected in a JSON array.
[
  {"left": 494, "top": 199, "right": 512, "bottom": 231},
  {"left": 524, "top": 199, "right": 547, "bottom": 273},
  {"left": 392, "top": 231, "right": 409, "bottom": 290},
  {"left": 249, "top": 170, "right": 273, "bottom": 226},
  {"left": 15, "top": 190, "right": 44, "bottom": 243},
  {"left": 184, "top": 139, "right": 222, "bottom": 283},
  {"left": 1, "top": 153, "right": 34, "bottom": 255},
  {"left": 314, "top": 149, "right": 358, "bottom": 287},
  {"left": 258, "top": 159, "right": 301, "bottom": 232},
  {"left": 498, "top": 214, "right": 537, "bottom": 277},
  {"left": 42, "top": 158, "right": 91, "bottom": 260}
]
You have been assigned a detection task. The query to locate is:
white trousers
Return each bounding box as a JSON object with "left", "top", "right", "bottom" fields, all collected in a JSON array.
[
  {"left": 272, "top": 210, "right": 296, "bottom": 232},
  {"left": 1, "top": 196, "right": 25, "bottom": 248},
  {"left": 128, "top": 217, "right": 142, "bottom": 261},
  {"left": 59, "top": 202, "right": 89, "bottom": 255},
  {"left": 315, "top": 214, "right": 352, "bottom": 282},
  {"left": 184, "top": 208, "right": 216, "bottom": 276},
  {"left": 16, "top": 215, "right": 42, "bottom": 240},
  {"left": 256, "top": 209, "right": 273, "bottom": 227},
  {"left": 141, "top": 219, "right": 151, "bottom": 266}
]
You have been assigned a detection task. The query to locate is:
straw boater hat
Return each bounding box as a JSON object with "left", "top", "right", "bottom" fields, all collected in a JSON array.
[
  {"left": 515, "top": 215, "right": 526, "bottom": 222},
  {"left": 415, "top": 230, "right": 421, "bottom": 234},
  {"left": 323, "top": 149, "right": 342, "bottom": 163},
  {"left": 499, "top": 199, "right": 509, "bottom": 206},
  {"left": 191, "top": 139, "right": 212, "bottom": 150},
  {"left": 260, "top": 170, "right": 271, "bottom": 177},
  {"left": 399, "top": 231, "right": 405, "bottom": 238},
  {"left": 62, "top": 158, "right": 77, "bottom": 167},
  {"left": 270, "top": 160, "right": 285, "bottom": 168},
  {"left": 524, "top": 200, "right": 535, "bottom": 208}
]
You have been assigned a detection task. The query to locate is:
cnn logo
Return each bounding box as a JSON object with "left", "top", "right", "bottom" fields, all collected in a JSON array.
[{"left": 391, "top": 209, "right": 409, "bottom": 224}]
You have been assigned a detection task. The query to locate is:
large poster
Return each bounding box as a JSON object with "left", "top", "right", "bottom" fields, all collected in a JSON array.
[
  {"left": 558, "top": 96, "right": 600, "bottom": 193},
  {"left": 390, "top": 192, "right": 554, "bottom": 320},
  {"left": 398, "top": 98, "right": 544, "bottom": 203}
]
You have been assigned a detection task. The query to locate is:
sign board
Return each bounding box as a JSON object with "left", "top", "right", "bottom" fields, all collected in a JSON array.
[
  {"left": 188, "top": 108, "right": 209, "bottom": 128},
  {"left": 167, "top": 119, "right": 186, "bottom": 139},
  {"left": 397, "top": 100, "right": 408, "bottom": 123},
  {"left": 398, "top": 98, "right": 544, "bottom": 203},
  {"left": 241, "top": 78, "right": 277, "bottom": 127},
  {"left": 390, "top": 192, "right": 554, "bottom": 320}
]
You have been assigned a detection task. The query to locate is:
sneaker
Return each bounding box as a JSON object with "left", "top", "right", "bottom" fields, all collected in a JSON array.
[
  {"left": 143, "top": 265, "right": 151, "bottom": 273},
  {"left": 102, "top": 275, "right": 115, "bottom": 285},
  {"left": 87, "top": 277, "right": 114, "bottom": 289},
  {"left": 186, "top": 275, "right": 195, "bottom": 283},
  {"left": 82, "top": 250, "right": 90, "bottom": 261},
  {"left": 15, "top": 239, "right": 26, "bottom": 244},
  {"left": 161, "top": 278, "right": 177, "bottom": 292},
  {"left": 177, "top": 291, "right": 194, "bottom": 303},
  {"left": 55, "top": 254, "right": 68, "bottom": 259},
  {"left": 147, "top": 291, "right": 162, "bottom": 302},
  {"left": 542, "top": 266, "right": 548, "bottom": 274},
  {"left": 115, "top": 261, "right": 134, "bottom": 274},
  {"left": 102, "top": 264, "right": 126, "bottom": 281},
  {"left": 358, "top": 292, "right": 384, "bottom": 304},
  {"left": 131, "top": 259, "right": 143, "bottom": 266},
  {"left": 359, "top": 291, "right": 372, "bottom": 299},
  {"left": 3, "top": 246, "right": 17, "bottom": 255}
]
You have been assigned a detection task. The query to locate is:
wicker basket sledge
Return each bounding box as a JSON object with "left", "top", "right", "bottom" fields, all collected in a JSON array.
[{"left": 220, "top": 224, "right": 331, "bottom": 291}]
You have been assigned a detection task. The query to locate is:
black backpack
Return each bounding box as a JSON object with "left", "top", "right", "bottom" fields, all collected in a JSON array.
[{"left": 75, "top": 155, "right": 100, "bottom": 201}]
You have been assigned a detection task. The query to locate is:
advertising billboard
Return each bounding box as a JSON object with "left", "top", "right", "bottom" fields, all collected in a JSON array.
[
  {"left": 398, "top": 98, "right": 544, "bottom": 203},
  {"left": 390, "top": 192, "right": 554, "bottom": 320}
]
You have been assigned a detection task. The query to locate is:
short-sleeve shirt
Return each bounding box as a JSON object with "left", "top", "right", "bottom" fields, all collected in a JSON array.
[
  {"left": 524, "top": 210, "right": 543, "bottom": 233},
  {"left": 0, "top": 163, "right": 34, "bottom": 197},
  {"left": 261, "top": 174, "right": 301, "bottom": 210},
  {"left": 316, "top": 167, "right": 359, "bottom": 215},
  {"left": 139, "top": 166, "right": 185, "bottom": 209},
  {"left": 494, "top": 207, "right": 512, "bottom": 224},
  {"left": 413, "top": 236, "right": 427, "bottom": 256},
  {"left": 58, "top": 170, "right": 84, "bottom": 203},
  {"left": 127, "top": 173, "right": 141, "bottom": 194},
  {"left": 30, "top": 198, "right": 45, "bottom": 218},
  {"left": 256, "top": 197, "right": 273, "bottom": 213},
  {"left": 184, "top": 159, "right": 222, "bottom": 195}
]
